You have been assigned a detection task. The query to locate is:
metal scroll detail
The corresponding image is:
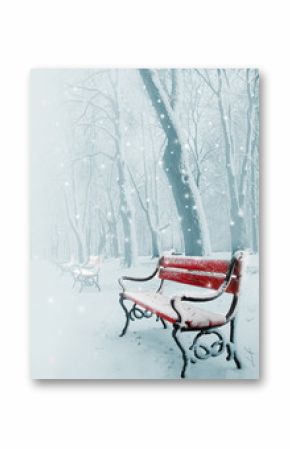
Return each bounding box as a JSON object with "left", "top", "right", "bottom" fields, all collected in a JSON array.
[
  {"left": 189, "top": 330, "right": 226, "bottom": 362},
  {"left": 129, "top": 304, "right": 167, "bottom": 328},
  {"left": 129, "top": 304, "right": 153, "bottom": 320},
  {"left": 119, "top": 295, "right": 168, "bottom": 337}
]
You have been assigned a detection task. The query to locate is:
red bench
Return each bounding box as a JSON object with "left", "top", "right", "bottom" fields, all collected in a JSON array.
[{"left": 119, "top": 251, "right": 244, "bottom": 378}]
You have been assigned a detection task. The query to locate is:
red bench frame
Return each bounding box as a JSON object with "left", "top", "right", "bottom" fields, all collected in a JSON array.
[{"left": 118, "top": 251, "right": 244, "bottom": 378}]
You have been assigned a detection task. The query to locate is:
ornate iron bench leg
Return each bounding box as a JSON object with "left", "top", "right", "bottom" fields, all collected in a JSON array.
[
  {"left": 119, "top": 295, "right": 131, "bottom": 337},
  {"left": 160, "top": 317, "right": 167, "bottom": 329},
  {"left": 95, "top": 273, "right": 101, "bottom": 292},
  {"left": 79, "top": 280, "right": 84, "bottom": 293},
  {"left": 172, "top": 324, "right": 189, "bottom": 379},
  {"left": 156, "top": 315, "right": 167, "bottom": 329},
  {"left": 227, "top": 318, "right": 242, "bottom": 369}
]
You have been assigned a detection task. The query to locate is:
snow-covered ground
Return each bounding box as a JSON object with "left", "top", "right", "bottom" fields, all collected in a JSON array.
[{"left": 30, "top": 254, "right": 259, "bottom": 379}]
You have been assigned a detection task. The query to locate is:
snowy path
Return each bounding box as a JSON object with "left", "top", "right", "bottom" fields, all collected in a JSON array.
[{"left": 31, "top": 256, "right": 259, "bottom": 379}]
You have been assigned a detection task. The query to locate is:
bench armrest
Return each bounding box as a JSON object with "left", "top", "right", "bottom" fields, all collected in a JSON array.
[
  {"left": 118, "top": 267, "right": 159, "bottom": 293},
  {"left": 178, "top": 252, "right": 239, "bottom": 303},
  {"left": 170, "top": 286, "right": 229, "bottom": 326},
  {"left": 170, "top": 253, "right": 242, "bottom": 325}
]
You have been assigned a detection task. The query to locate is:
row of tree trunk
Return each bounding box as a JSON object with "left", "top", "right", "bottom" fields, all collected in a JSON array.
[{"left": 62, "top": 69, "right": 259, "bottom": 266}]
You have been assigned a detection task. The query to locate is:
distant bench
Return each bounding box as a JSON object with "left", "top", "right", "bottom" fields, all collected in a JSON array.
[
  {"left": 118, "top": 251, "right": 245, "bottom": 378},
  {"left": 59, "top": 256, "right": 101, "bottom": 292}
]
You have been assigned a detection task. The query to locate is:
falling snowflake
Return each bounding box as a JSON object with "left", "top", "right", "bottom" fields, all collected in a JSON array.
[{"left": 230, "top": 220, "right": 235, "bottom": 226}]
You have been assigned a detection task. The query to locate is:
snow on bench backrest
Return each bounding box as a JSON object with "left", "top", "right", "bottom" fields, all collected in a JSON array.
[
  {"left": 158, "top": 254, "right": 243, "bottom": 295},
  {"left": 87, "top": 256, "right": 101, "bottom": 267}
]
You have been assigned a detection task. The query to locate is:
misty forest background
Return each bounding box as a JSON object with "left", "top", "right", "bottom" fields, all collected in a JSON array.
[{"left": 31, "top": 69, "right": 259, "bottom": 267}]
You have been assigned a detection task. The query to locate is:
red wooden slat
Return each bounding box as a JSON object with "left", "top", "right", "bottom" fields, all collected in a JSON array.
[
  {"left": 160, "top": 256, "right": 230, "bottom": 274},
  {"left": 158, "top": 268, "right": 240, "bottom": 294}
]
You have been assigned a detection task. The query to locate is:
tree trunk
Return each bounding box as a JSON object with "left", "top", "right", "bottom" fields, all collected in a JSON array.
[
  {"left": 139, "top": 69, "right": 211, "bottom": 256},
  {"left": 250, "top": 103, "right": 259, "bottom": 253},
  {"left": 107, "top": 191, "right": 120, "bottom": 258},
  {"left": 116, "top": 151, "right": 137, "bottom": 266},
  {"left": 85, "top": 226, "right": 91, "bottom": 261},
  {"left": 110, "top": 75, "right": 138, "bottom": 267},
  {"left": 151, "top": 227, "right": 160, "bottom": 258},
  {"left": 217, "top": 95, "right": 247, "bottom": 252},
  {"left": 64, "top": 193, "right": 85, "bottom": 263}
]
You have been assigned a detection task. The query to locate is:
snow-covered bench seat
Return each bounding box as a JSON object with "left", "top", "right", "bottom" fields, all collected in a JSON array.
[
  {"left": 118, "top": 251, "right": 245, "bottom": 378},
  {"left": 123, "top": 291, "right": 226, "bottom": 328}
]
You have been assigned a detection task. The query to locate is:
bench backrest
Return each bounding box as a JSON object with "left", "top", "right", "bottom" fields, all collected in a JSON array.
[
  {"left": 158, "top": 253, "right": 244, "bottom": 295},
  {"left": 87, "top": 255, "right": 101, "bottom": 267}
]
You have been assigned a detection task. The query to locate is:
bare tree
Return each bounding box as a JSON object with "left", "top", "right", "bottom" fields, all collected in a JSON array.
[
  {"left": 195, "top": 69, "right": 256, "bottom": 251},
  {"left": 139, "top": 69, "right": 211, "bottom": 256},
  {"left": 72, "top": 71, "right": 138, "bottom": 266}
]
